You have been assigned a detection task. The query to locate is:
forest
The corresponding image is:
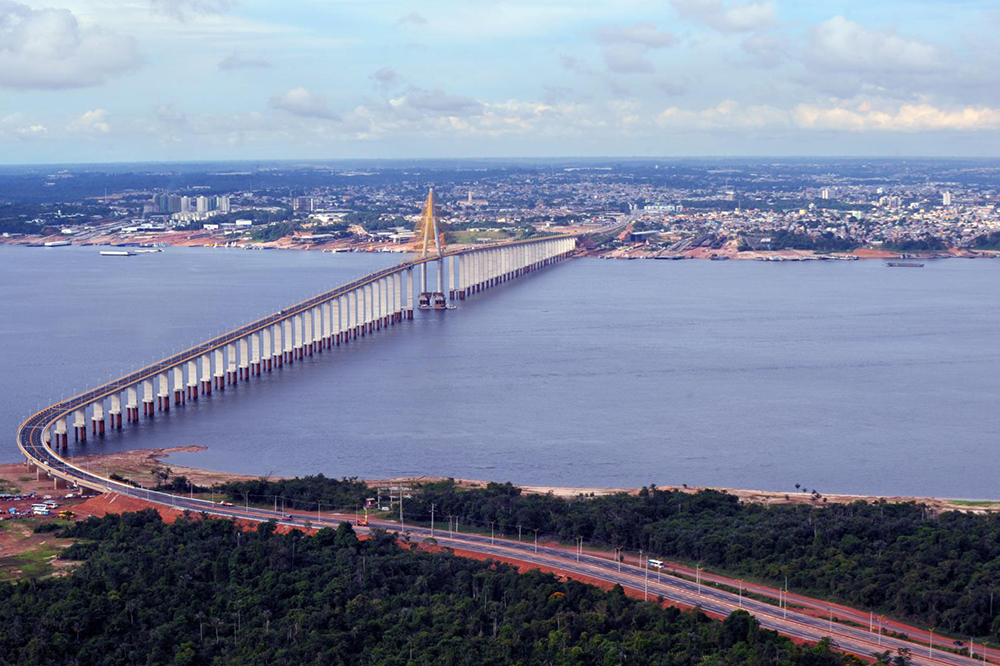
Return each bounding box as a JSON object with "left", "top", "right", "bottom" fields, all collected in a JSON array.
[
  {"left": 218, "top": 476, "right": 1000, "bottom": 639},
  {"left": 0, "top": 510, "right": 862, "bottom": 666}
]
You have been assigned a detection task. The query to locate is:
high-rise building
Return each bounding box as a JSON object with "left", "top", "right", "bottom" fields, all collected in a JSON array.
[
  {"left": 942, "top": 191, "right": 952, "bottom": 206},
  {"left": 216, "top": 195, "right": 231, "bottom": 214},
  {"left": 181, "top": 196, "right": 192, "bottom": 213},
  {"left": 820, "top": 187, "right": 830, "bottom": 200},
  {"left": 196, "top": 196, "right": 209, "bottom": 213},
  {"left": 293, "top": 196, "right": 315, "bottom": 212}
]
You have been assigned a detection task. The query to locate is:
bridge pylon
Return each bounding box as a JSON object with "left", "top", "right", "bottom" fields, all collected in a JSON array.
[{"left": 413, "top": 188, "right": 448, "bottom": 310}]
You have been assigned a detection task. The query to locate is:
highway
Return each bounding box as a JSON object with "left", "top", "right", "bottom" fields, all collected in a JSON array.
[{"left": 58, "top": 480, "right": 982, "bottom": 666}]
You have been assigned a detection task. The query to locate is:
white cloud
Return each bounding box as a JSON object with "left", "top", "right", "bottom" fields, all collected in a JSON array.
[
  {"left": 602, "top": 45, "right": 656, "bottom": 74},
  {"left": 793, "top": 102, "right": 1000, "bottom": 132},
  {"left": 740, "top": 34, "right": 786, "bottom": 68},
  {"left": 0, "top": 2, "right": 139, "bottom": 90},
  {"left": 369, "top": 66, "right": 401, "bottom": 89},
  {"left": 68, "top": 109, "right": 111, "bottom": 134},
  {"left": 395, "top": 11, "right": 427, "bottom": 26},
  {"left": 593, "top": 21, "right": 676, "bottom": 75},
  {"left": 149, "top": 0, "right": 234, "bottom": 22},
  {"left": 218, "top": 53, "right": 271, "bottom": 71},
  {"left": 268, "top": 88, "right": 339, "bottom": 120},
  {"left": 389, "top": 87, "right": 483, "bottom": 117},
  {"left": 594, "top": 22, "right": 677, "bottom": 48},
  {"left": 807, "top": 16, "right": 941, "bottom": 75},
  {"left": 670, "top": 0, "right": 775, "bottom": 32},
  {"left": 657, "top": 99, "right": 787, "bottom": 130}
]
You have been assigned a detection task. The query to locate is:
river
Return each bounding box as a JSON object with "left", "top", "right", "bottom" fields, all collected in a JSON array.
[{"left": 1, "top": 245, "right": 997, "bottom": 497}]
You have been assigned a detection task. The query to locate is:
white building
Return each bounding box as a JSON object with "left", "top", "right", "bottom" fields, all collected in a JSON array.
[{"left": 942, "top": 191, "right": 953, "bottom": 206}]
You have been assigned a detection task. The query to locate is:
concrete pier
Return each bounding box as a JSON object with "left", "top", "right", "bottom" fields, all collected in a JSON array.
[{"left": 91, "top": 400, "right": 105, "bottom": 435}]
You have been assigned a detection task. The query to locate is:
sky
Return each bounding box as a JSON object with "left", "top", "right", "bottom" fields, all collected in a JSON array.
[{"left": 1, "top": 0, "right": 999, "bottom": 163}]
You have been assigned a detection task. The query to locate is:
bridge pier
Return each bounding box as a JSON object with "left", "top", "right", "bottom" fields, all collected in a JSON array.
[
  {"left": 187, "top": 360, "right": 198, "bottom": 400},
  {"left": 110, "top": 393, "right": 122, "bottom": 428},
  {"left": 72, "top": 409, "right": 85, "bottom": 442},
  {"left": 214, "top": 349, "right": 225, "bottom": 390},
  {"left": 91, "top": 401, "right": 105, "bottom": 436},
  {"left": 143, "top": 379, "right": 155, "bottom": 417}
]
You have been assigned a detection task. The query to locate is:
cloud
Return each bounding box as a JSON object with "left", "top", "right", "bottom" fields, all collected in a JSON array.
[
  {"left": 0, "top": 3, "right": 139, "bottom": 90},
  {"left": 592, "top": 22, "right": 676, "bottom": 75},
  {"left": 369, "top": 67, "right": 401, "bottom": 89},
  {"left": 657, "top": 99, "right": 787, "bottom": 130},
  {"left": 269, "top": 88, "right": 339, "bottom": 120},
  {"left": 601, "top": 45, "right": 656, "bottom": 74},
  {"left": 793, "top": 102, "right": 1000, "bottom": 132},
  {"left": 149, "top": 0, "right": 234, "bottom": 22},
  {"left": 670, "top": 0, "right": 775, "bottom": 32},
  {"left": 740, "top": 34, "right": 787, "bottom": 68},
  {"left": 806, "top": 16, "right": 941, "bottom": 75},
  {"left": 68, "top": 109, "right": 111, "bottom": 135},
  {"left": 218, "top": 53, "right": 271, "bottom": 71},
  {"left": 395, "top": 12, "right": 427, "bottom": 26},
  {"left": 594, "top": 22, "right": 677, "bottom": 48},
  {"left": 390, "top": 87, "right": 483, "bottom": 117},
  {"left": 0, "top": 113, "right": 47, "bottom": 140},
  {"left": 559, "top": 55, "right": 598, "bottom": 76}
]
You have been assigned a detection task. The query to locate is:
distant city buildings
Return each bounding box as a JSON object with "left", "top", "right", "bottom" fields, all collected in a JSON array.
[
  {"left": 942, "top": 191, "right": 953, "bottom": 206},
  {"left": 150, "top": 193, "right": 230, "bottom": 216}
]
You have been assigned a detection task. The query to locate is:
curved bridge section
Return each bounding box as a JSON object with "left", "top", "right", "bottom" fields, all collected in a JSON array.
[{"left": 16, "top": 235, "right": 578, "bottom": 492}]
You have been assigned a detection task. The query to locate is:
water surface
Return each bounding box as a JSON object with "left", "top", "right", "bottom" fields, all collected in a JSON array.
[{"left": 1, "top": 245, "right": 997, "bottom": 497}]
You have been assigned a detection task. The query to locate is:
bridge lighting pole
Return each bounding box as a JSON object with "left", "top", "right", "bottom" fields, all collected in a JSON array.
[
  {"left": 490, "top": 521, "right": 496, "bottom": 545},
  {"left": 929, "top": 628, "right": 934, "bottom": 659},
  {"left": 644, "top": 565, "right": 649, "bottom": 601},
  {"left": 430, "top": 503, "right": 434, "bottom": 537},
  {"left": 534, "top": 529, "right": 538, "bottom": 553},
  {"left": 616, "top": 547, "right": 622, "bottom": 572},
  {"left": 517, "top": 525, "right": 521, "bottom": 541},
  {"left": 696, "top": 565, "right": 702, "bottom": 596},
  {"left": 738, "top": 580, "right": 743, "bottom": 608},
  {"left": 317, "top": 502, "right": 321, "bottom": 522}
]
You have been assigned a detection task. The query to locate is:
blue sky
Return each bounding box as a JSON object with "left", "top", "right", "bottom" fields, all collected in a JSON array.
[{"left": 1, "top": 0, "right": 998, "bottom": 162}]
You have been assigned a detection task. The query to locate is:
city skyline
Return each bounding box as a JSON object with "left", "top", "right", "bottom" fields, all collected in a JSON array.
[{"left": 1, "top": 0, "right": 999, "bottom": 162}]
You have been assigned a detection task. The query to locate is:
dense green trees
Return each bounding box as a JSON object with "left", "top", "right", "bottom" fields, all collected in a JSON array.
[
  {"left": 0, "top": 510, "right": 855, "bottom": 666},
  {"left": 230, "top": 476, "right": 1000, "bottom": 639}
]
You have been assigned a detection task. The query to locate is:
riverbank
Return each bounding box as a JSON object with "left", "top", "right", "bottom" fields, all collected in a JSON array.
[{"left": 19, "top": 446, "right": 998, "bottom": 515}]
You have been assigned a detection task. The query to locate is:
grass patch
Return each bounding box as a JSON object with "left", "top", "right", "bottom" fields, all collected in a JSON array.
[
  {"left": 950, "top": 500, "right": 1000, "bottom": 507},
  {"left": 0, "top": 542, "right": 66, "bottom": 581}
]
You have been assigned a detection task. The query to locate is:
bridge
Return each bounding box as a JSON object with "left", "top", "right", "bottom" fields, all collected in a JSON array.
[
  {"left": 10, "top": 205, "right": 981, "bottom": 666},
  {"left": 16, "top": 229, "right": 578, "bottom": 491}
]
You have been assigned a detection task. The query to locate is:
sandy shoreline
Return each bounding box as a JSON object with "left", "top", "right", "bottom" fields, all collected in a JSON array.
[{"left": 18, "top": 446, "right": 996, "bottom": 514}]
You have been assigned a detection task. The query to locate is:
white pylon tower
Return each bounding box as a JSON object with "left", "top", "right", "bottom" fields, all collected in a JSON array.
[{"left": 414, "top": 188, "right": 448, "bottom": 309}]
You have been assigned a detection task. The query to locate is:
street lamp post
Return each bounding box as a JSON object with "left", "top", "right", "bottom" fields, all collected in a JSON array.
[
  {"left": 738, "top": 580, "right": 743, "bottom": 608},
  {"left": 490, "top": 521, "right": 495, "bottom": 545},
  {"left": 929, "top": 628, "right": 934, "bottom": 659}
]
